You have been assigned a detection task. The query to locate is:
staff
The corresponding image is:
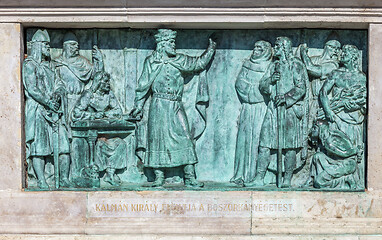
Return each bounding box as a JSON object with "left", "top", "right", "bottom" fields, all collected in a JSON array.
[{"left": 274, "top": 62, "right": 284, "bottom": 188}]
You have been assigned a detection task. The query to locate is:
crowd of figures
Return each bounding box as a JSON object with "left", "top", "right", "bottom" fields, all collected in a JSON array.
[
  {"left": 23, "top": 28, "right": 366, "bottom": 190},
  {"left": 232, "top": 38, "right": 366, "bottom": 189},
  {"left": 24, "top": 30, "right": 128, "bottom": 188}
]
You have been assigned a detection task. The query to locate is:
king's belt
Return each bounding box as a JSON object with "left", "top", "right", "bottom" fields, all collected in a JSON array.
[{"left": 153, "top": 93, "right": 182, "bottom": 101}]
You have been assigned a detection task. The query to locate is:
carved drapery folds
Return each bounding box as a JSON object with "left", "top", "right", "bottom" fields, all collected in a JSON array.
[{"left": 23, "top": 28, "right": 367, "bottom": 191}]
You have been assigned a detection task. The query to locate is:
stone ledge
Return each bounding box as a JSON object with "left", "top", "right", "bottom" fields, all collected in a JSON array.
[
  {"left": 0, "top": 7, "right": 381, "bottom": 28},
  {"left": 0, "top": 191, "right": 380, "bottom": 235},
  {"left": 0, "top": 234, "right": 379, "bottom": 239},
  {"left": 1, "top": 0, "right": 382, "bottom": 8}
]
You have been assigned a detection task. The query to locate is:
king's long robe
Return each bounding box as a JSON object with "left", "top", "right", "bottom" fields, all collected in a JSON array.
[{"left": 134, "top": 50, "right": 214, "bottom": 168}]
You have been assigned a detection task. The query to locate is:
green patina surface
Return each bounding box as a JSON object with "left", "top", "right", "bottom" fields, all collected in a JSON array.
[{"left": 23, "top": 28, "right": 367, "bottom": 191}]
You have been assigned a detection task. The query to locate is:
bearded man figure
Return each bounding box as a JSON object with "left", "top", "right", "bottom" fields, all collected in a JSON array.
[
  {"left": 246, "top": 37, "right": 308, "bottom": 188},
  {"left": 300, "top": 40, "right": 341, "bottom": 129},
  {"left": 54, "top": 32, "right": 104, "bottom": 110},
  {"left": 231, "top": 40, "right": 272, "bottom": 186},
  {"left": 130, "top": 29, "right": 216, "bottom": 188},
  {"left": 72, "top": 72, "right": 127, "bottom": 186},
  {"left": 54, "top": 32, "right": 104, "bottom": 178}
]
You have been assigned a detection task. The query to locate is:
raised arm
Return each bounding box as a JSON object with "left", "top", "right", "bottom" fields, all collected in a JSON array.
[
  {"left": 177, "top": 38, "right": 216, "bottom": 73},
  {"left": 195, "top": 39, "right": 216, "bottom": 72},
  {"left": 92, "top": 45, "right": 104, "bottom": 73},
  {"left": 319, "top": 72, "right": 336, "bottom": 122},
  {"left": 300, "top": 45, "right": 322, "bottom": 78},
  {"left": 300, "top": 44, "right": 339, "bottom": 80}
]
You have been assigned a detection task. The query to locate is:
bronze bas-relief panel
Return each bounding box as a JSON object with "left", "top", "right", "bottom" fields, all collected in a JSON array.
[{"left": 23, "top": 28, "right": 367, "bottom": 191}]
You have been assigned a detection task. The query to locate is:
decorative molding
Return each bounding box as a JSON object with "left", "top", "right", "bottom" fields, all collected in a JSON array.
[{"left": 0, "top": 7, "right": 381, "bottom": 28}]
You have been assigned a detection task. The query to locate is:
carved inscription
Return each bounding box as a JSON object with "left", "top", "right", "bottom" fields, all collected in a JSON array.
[{"left": 88, "top": 199, "right": 298, "bottom": 217}]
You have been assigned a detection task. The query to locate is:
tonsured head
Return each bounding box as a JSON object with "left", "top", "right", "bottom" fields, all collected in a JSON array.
[{"left": 251, "top": 40, "right": 272, "bottom": 61}]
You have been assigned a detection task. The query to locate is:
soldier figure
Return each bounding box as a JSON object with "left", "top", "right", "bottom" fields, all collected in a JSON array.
[{"left": 23, "top": 30, "right": 72, "bottom": 189}]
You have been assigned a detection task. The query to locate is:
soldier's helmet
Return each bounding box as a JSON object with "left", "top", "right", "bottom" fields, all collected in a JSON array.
[{"left": 31, "top": 29, "right": 50, "bottom": 43}]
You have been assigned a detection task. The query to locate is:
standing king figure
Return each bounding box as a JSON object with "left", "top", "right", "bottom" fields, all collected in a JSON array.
[{"left": 130, "top": 29, "right": 216, "bottom": 187}]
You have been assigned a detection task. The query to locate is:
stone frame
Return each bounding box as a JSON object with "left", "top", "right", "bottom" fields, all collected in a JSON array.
[{"left": 0, "top": 1, "right": 382, "bottom": 238}]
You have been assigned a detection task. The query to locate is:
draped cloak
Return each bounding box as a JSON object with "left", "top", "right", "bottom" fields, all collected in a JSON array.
[
  {"left": 134, "top": 50, "right": 214, "bottom": 168},
  {"left": 311, "top": 124, "right": 359, "bottom": 189},
  {"left": 53, "top": 54, "right": 95, "bottom": 177},
  {"left": 53, "top": 55, "right": 94, "bottom": 114},
  {"left": 259, "top": 57, "right": 308, "bottom": 149},
  {"left": 231, "top": 55, "right": 271, "bottom": 183}
]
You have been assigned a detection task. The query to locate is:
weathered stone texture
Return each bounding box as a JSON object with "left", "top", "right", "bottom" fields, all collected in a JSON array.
[{"left": 0, "top": 23, "right": 22, "bottom": 190}]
